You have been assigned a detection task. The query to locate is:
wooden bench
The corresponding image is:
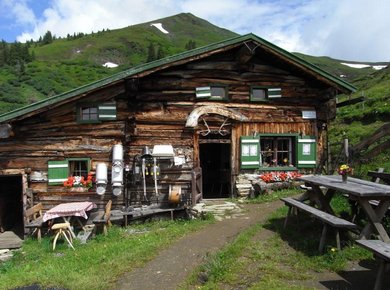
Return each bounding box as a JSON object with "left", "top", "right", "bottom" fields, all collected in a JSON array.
[
  {"left": 93, "top": 200, "right": 112, "bottom": 236},
  {"left": 281, "top": 197, "right": 358, "bottom": 252},
  {"left": 367, "top": 168, "right": 390, "bottom": 212},
  {"left": 355, "top": 239, "right": 390, "bottom": 290},
  {"left": 25, "top": 203, "right": 44, "bottom": 241},
  {"left": 368, "top": 168, "right": 390, "bottom": 185}
]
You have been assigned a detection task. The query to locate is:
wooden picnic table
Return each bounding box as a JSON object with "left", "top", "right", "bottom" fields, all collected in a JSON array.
[
  {"left": 43, "top": 202, "right": 96, "bottom": 238},
  {"left": 297, "top": 175, "right": 390, "bottom": 243}
]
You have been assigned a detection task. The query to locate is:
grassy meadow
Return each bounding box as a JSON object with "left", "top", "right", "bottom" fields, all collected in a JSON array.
[
  {"left": 0, "top": 217, "right": 214, "bottom": 290},
  {"left": 1, "top": 189, "right": 381, "bottom": 290}
]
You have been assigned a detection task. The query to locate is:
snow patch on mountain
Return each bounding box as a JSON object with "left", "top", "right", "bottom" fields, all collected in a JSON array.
[
  {"left": 341, "top": 62, "right": 387, "bottom": 70},
  {"left": 372, "top": 65, "right": 387, "bottom": 70},
  {"left": 150, "top": 23, "right": 169, "bottom": 34},
  {"left": 103, "top": 62, "right": 118, "bottom": 68}
]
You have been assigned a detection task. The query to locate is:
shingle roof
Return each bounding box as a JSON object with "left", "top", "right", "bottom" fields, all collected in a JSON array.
[{"left": 0, "top": 33, "right": 356, "bottom": 123}]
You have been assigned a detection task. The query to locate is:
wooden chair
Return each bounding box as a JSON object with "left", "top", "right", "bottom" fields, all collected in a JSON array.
[
  {"left": 25, "top": 203, "right": 44, "bottom": 241},
  {"left": 51, "top": 222, "right": 75, "bottom": 250},
  {"left": 93, "top": 200, "right": 112, "bottom": 236}
]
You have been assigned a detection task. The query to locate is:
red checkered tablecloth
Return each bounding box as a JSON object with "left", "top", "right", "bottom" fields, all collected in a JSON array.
[{"left": 43, "top": 201, "right": 96, "bottom": 222}]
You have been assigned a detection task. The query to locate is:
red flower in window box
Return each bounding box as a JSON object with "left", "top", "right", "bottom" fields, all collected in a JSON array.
[
  {"left": 259, "top": 171, "right": 301, "bottom": 183},
  {"left": 63, "top": 173, "right": 94, "bottom": 188}
]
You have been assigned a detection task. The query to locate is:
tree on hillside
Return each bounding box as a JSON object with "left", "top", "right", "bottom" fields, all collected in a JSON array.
[
  {"left": 185, "top": 39, "right": 196, "bottom": 50},
  {"left": 156, "top": 45, "right": 165, "bottom": 60},
  {"left": 0, "top": 40, "right": 34, "bottom": 67},
  {"left": 42, "top": 31, "right": 53, "bottom": 45},
  {"left": 147, "top": 43, "right": 156, "bottom": 62},
  {"left": 0, "top": 40, "right": 9, "bottom": 66},
  {"left": 9, "top": 41, "right": 22, "bottom": 65}
]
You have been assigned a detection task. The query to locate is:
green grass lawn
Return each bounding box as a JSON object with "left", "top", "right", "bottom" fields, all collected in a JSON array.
[
  {"left": 182, "top": 190, "right": 375, "bottom": 290},
  {"left": 0, "top": 188, "right": 382, "bottom": 290},
  {"left": 0, "top": 218, "right": 214, "bottom": 290}
]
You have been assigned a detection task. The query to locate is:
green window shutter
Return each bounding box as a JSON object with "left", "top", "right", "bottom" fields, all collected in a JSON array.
[
  {"left": 240, "top": 136, "right": 260, "bottom": 169},
  {"left": 297, "top": 136, "right": 316, "bottom": 168},
  {"left": 196, "top": 86, "right": 211, "bottom": 98},
  {"left": 268, "top": 88, "right": 282, "bottom": 98},
  {"left": 48, "top": 160, "right": 69, "bottom": 185},
  {"left": 98, "top": 103, "right": 117, "bottom": 120}
]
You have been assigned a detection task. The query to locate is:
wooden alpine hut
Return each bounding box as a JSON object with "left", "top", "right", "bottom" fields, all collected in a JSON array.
[{"left": 0, "top": 33, "right": 356, "bottom": 240}]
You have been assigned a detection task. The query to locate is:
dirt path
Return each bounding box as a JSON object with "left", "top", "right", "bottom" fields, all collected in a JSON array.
[
  {"left": 112, "top": 201, "right": 280, "bottom": 290},
  {"left": 112, "top": 200, "right": 389, "bottom": 290}
]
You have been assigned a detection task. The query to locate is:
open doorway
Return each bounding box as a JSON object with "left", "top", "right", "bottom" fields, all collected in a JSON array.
[
  {"left": 0, "top": 175, "right": 24, "bottom": 239},
  {"left": 200, "top": 143, "right": 231, "bottom": 198}
]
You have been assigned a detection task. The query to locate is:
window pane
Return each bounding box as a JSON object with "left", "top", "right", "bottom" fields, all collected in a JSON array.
[
  {"left": 251, "top": 88, "right": 267, "bottom": 101},
  {"left": 69, "top": 160, "right": 88, "bottom": 178},
  {"left": 261, "top": 137, "right": 294, "bottom": 167},
  {"left": 81, "top": 108, "right": 90, "bottom": 114},
  {"left": 90, "top": 107, "right": 98, "bottom": 114},
  {"left": 277, "top": 138, "right": 289, "bottom": 151},
  {"left": 261, "top": 138, "right": 275, "bottom": 166},
  {"left": 82, "top": 113, "right": 89, "bottom": 120},
  {"left": 242, "top": 145, "right": 250, "bottom": 156},
  {"left": 80, "top": 106, "right": 98, "bottom": 121},
  {"left": 249, "top": 145, "right": 258, "bottom": 156},
  {"left": 277, "top": 152, "right": 290, "bottom": 166},
  {"left": 210, "top": 86, "right": 226, "bottom": 99}
]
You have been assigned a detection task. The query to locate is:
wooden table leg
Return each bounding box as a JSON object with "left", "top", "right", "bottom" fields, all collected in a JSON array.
[
  {"left": 358, "top": 199, "right": 390, "bottom": 242},
  {"left": 308, "top": 185, "right": 335, "bottom": 214},
  {"left": 61, "top": 217, "right": 76, "bottom": 239},
  {"left": 374, "top": 260, "right": 386, "bottom": 290}
]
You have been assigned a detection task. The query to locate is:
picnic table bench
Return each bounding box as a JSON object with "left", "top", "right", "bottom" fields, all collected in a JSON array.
[
  {"left": 355, "top": 239, "right": 390, "bottom": 290},
  {"left": 281, "top": 197, "right": 358, "bottom": 252}
]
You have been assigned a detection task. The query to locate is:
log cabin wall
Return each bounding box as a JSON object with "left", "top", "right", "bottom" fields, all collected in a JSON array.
[
  {"left": 0, "top": 84, "right": 126, "bottom": 211},
  {"left": 0, "top": 41, "right": 343, "bottom": 210},
  {"left": 125, "top": 46, "right": 334, "bottom": 199}
]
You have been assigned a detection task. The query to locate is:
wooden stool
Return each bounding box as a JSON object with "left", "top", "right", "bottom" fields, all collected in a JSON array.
[{"left": 51, "top": 222, "right": 75, "bottom": 250}]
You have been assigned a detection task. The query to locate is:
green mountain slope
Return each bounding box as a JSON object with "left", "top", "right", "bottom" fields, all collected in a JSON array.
[
  {"left": 293, "top": 52, "right": 388, "bottom": 83},
  {"left": 34, "top": 13, "right": 237, "bottom": 65},
  {"left": 0, "top": 13, "right": 238, "bottom": 114}
]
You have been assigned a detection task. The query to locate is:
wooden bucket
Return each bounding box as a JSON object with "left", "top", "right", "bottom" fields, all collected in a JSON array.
[{"left": 168, "top": 185, "right": 182, "bottom": 204}]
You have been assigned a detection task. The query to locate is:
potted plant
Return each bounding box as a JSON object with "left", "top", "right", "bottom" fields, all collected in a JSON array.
[{"left": 337, "top": 164, "right": 353, "bottom": 183}]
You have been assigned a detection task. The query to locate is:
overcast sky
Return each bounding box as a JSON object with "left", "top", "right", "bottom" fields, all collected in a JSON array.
[{"left": 0, "top": 0, "right": 389, "bottom": 62}]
